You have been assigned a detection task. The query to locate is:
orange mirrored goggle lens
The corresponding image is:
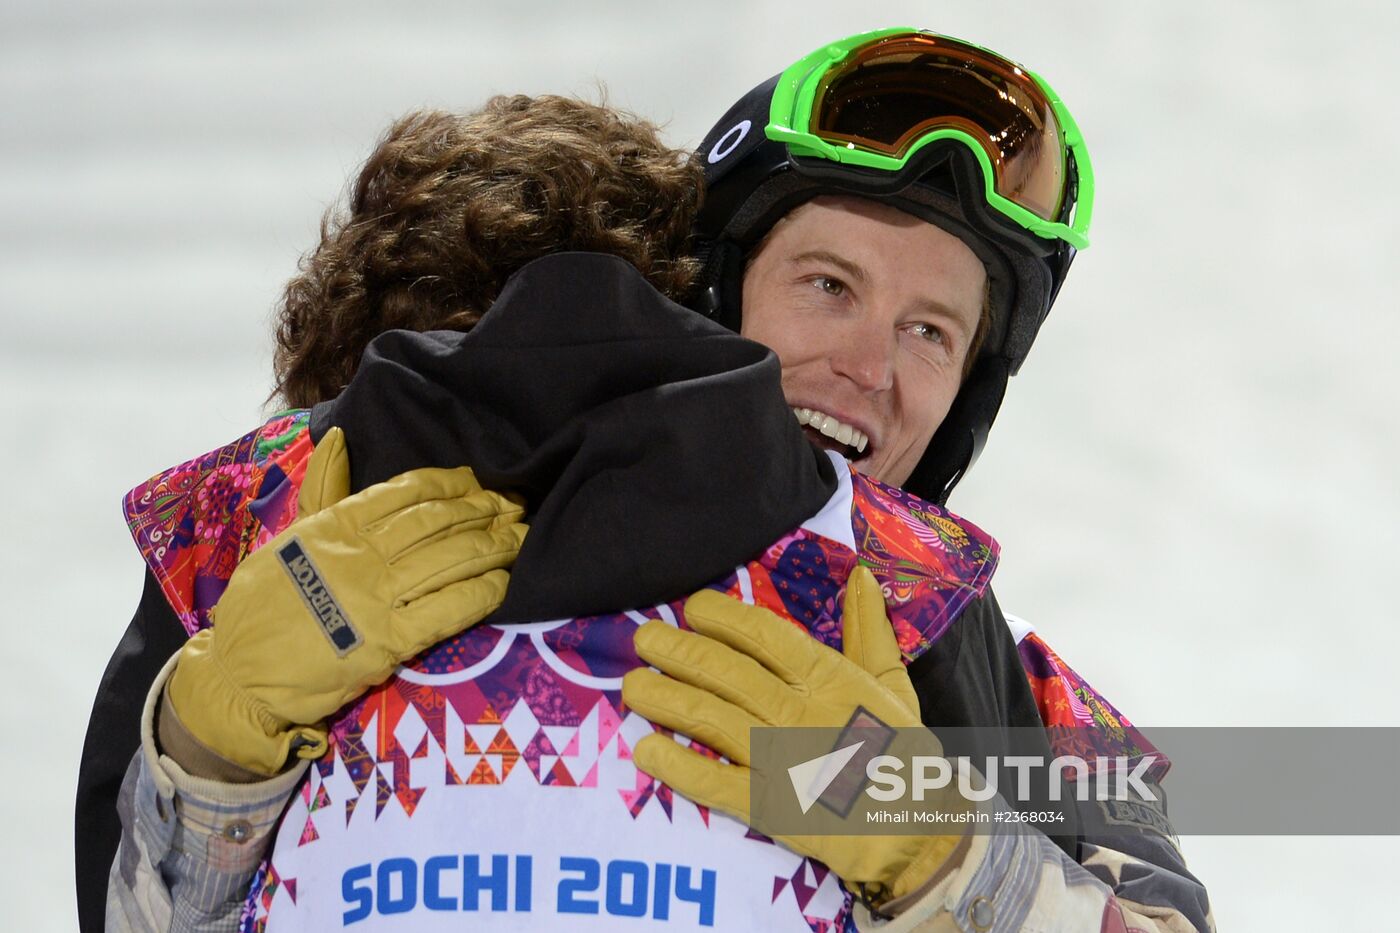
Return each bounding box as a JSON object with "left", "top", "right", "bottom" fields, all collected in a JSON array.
[{"left": 810, "top": 33, "right": 1068, "bottom": 222}]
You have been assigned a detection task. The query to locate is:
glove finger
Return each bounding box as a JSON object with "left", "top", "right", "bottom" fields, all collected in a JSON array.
[
  {"left": 489, "top": 490, "right": 528, "bottom": 529},
  {"left": 389, "top": 524, "right": 526, "bottom": 606},
  {"left": 622, "top": 668, "right": 759, "bottom": 764},
  {"left": 298, "top": 426, "right": 352, "bottom": 517},
  {"left": 632, "top": 733, "right": 752, "bottom": 825},
  {"left": 633, "top": 620, "right": 789, "bottom": 723},
  {"left": 390, "top": 568, "right": 512, "bottom": 656},
  {"left": 841, "top": 566, "right": 919, "bottom": 715},
  {"left": 681, "top": 589, "right": 819, "bottom": 689},
  {"left": 339, "top": 466, "right": 488, "bottom": 528},
  {"left": 367, "top": 491, "right": 528, "bottom": 558}
]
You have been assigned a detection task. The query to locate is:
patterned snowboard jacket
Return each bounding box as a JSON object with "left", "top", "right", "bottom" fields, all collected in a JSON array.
[{"left": 102, "top": 411, "right": 1212, "bottom": 932}]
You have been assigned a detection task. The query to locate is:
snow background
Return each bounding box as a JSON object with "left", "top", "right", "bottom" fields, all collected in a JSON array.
[{"left": 3, "top": 0, "right": 1396, "bottom": 928}]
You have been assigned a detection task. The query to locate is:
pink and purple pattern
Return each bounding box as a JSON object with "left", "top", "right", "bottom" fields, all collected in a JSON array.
[
  {"left": 1020, "top": 632, "right": 1166, "bottom": 779},
  {"left": 122, "top": 411, "right": 312, "bottom": 635}
]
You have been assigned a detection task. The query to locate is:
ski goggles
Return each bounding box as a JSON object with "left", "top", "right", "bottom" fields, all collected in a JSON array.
[{"left": 766, "top": 28, "right": 1093, "bottom": 249}]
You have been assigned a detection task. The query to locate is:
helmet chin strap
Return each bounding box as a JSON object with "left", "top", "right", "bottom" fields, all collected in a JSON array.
[
  {"left": 906, "top": 355, "right": 1009, "bottom": 506},
  {"left": 935, "top": 421, "right": 990, "bottom": 505}
]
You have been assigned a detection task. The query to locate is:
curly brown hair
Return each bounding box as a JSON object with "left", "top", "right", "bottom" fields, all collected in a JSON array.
[{"left": 271, "top": 95, "right": 704, "bottom": 408}]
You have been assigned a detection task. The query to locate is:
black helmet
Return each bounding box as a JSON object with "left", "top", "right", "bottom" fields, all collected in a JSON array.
[{"left": 690, "top": 28, "right": 1094, "bottom": 504}]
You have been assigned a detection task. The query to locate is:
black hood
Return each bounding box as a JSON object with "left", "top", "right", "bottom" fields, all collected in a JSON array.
[{"left": 311, "top": 251, "right": 837, "bottom": 623}]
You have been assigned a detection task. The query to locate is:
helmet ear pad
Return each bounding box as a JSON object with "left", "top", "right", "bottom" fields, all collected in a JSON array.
[{"left": 692, "top": 239, "right": 746, "bottom": 333}]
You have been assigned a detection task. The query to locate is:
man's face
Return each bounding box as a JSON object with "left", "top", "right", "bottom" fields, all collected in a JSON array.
[{"left": 740, "top": 196, "right": 987, "bottom": 487}]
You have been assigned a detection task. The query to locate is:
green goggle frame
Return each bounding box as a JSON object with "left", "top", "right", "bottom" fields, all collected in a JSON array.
[{"left": 765, "top": 27, "right": 1094, "bottom": 250}]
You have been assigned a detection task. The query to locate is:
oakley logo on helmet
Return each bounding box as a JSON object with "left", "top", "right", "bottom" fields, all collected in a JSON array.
[{"left": 707, "top": 119, "right": 751, "bottom": 164}]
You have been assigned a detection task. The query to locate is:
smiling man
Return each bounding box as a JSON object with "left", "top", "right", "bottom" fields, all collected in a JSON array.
[
  {"left": 622, "top": 27, "right": 1215, "bottom": 932},
  {"left": 740, "top": 196, "right": 989, "bottom": 482}
]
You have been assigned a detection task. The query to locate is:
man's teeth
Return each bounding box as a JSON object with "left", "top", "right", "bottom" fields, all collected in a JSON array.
[{"left": 792, "top": 407, "right": 868, "bottom": 453}]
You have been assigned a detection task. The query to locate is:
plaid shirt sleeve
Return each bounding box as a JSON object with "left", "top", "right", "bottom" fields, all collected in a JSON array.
[
  {"left": 852, "top": 788, "right": 1212, "bottom": 932},
  {"left": 105, "top": 653, "right": 307, "bottom": 933},
  {"left": 851, "top": 824, "right": 1212, "bottom": 933}
]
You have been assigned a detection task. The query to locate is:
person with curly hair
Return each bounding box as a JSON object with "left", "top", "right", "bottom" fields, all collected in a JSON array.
[
  {"left": 269, "top": 97, "right": 704, "bottom": 409},
  {"left": 89, "top": 86, "right": 859, "bottom": 930},
  {"left": 78, "top": 93, "right": 760, "bottom": 930}
]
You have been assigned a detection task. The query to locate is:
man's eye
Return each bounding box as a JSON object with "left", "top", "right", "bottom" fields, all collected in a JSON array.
[
  {"left": 812, "top": 276, "right": 845, "bottom": 297},
  {"left": 908, "top": 322, "right": 944, "bottom": 343}
]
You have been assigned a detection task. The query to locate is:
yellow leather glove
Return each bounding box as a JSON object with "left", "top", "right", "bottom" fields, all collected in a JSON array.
[
  {"left": 167, "top": 427, "right": 527, "bottom": 776},
  {"left": 623, "top": 566, "right": 964, "bottom": 907}
]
